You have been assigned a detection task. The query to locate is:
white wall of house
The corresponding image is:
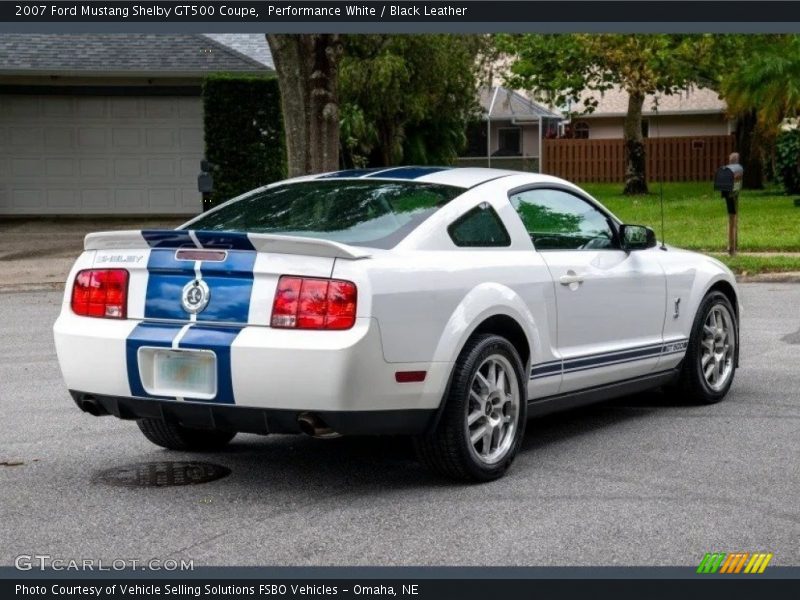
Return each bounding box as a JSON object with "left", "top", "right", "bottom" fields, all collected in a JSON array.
[
  {"left": 0, "top": 93, "right": 204, "bottom": 215},
  {"left": 575, "top": 113, "right": 731, "bottom": 139}
]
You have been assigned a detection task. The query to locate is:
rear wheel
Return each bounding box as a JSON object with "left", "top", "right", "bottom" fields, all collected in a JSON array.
[
  {"left": 137, "top": 418, "right": 236, "bottom": 451},
  {"left": 679, "top": 291, "right": 738, "bottom": 404},
  {"left": 414, "top": 334, "right": 527, "bottom": 482}
]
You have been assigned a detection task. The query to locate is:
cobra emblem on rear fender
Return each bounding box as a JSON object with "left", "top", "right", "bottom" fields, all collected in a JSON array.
[{"left": 181, "top": 279, "right": 210, "bottom": 314}]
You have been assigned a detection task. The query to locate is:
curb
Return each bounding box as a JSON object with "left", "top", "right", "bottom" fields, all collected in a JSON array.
[{"left": 736, "top": 272, "right": 800, "bottom": 283}]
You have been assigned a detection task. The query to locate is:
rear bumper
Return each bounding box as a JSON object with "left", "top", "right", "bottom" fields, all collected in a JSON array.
[
  {"left": 54, "top": 312, "right": 452, "bottom": 414},
  {"left": 70, "top": 391, "right": 435, "bottom": 436}
]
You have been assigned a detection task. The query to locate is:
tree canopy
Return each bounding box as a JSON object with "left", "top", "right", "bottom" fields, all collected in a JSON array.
[
  {"left": 497, "top": 34, "right": 724, "bottom": 194},
  {"left": 339, "top": 34, "right": 489, "bottom": 168}
]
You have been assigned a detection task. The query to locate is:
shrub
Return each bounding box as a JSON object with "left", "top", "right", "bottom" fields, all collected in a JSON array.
[
  {"left": 202, "top": 75, "right": 286, "bottom": 206},
  {"left": 775, "top": 129, "right": 800, "bottom": 194}
]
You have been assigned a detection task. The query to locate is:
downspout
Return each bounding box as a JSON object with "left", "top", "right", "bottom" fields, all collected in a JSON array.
[
  {"left": 487, "top": 86, "right": 500, "bottom": 168},
  {"left": 538, "top": 115, "right": 544, "bottom": 173}
]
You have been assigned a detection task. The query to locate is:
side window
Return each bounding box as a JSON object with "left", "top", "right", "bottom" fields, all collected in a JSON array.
[
  {"left": 509, "top": 188, "right": 616, "bottom": 251},
  {"left": 448, "top": 203, "right": 511, "bottom": 248}
]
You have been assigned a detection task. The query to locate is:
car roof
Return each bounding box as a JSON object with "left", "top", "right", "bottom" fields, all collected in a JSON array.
[{"left": 287, "top": 166, "right": 567, "bottom": 190}]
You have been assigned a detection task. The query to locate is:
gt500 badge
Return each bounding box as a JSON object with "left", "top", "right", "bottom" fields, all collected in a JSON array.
[{"left": 181, "top": 280, "right": 210, "bottom": 314}]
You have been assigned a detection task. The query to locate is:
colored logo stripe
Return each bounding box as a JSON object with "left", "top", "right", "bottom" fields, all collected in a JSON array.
[
  {"left": 697, "top": 552, "right": 773, "bottom": 574},
  {"left": 125, "top": 322, "right": 240, "bottom": 404}
]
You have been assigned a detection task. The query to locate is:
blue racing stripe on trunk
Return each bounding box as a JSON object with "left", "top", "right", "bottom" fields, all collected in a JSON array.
[
  {"left": 143, "top": 248, "right": 256, "bottom": 323},
  {"left": 175, "top": 325, "right": 241, "bottom": 404},
  {"left": 126, "top": 322, "right": 241, "bottom": 404},
  {"left": 126, "top": 322, "right": 183, "bottom": 400}
]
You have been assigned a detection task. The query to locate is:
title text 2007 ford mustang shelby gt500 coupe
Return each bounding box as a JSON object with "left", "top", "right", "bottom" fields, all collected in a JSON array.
[{"left": 54, "top": 167, "right": 739, "bottom": 481}]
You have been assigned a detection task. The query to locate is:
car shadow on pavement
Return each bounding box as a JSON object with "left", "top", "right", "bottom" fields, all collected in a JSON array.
[{"left": 118, "top": 388, "right": 695, "bottom": 489}]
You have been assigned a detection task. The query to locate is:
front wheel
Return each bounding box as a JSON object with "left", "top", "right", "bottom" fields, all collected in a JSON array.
[
  {"left": 679, "top": 291, "right": 738, "bottom": 404},
  {"left": 413, "top": 334, "right": 527, "bottom": 482},
  {"left": 137, "top": 418, "right": 236, "bottom": 451}
]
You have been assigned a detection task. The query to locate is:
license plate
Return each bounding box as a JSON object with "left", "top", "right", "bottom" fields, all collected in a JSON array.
[{"left": 152, "top": 350, "right": 216, "bottom": 398}]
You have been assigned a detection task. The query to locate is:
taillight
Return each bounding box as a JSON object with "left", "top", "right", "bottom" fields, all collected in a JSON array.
[
  {"left": 271, "top": 276, "right": 357, "bottom": 330},
  {"left": 71, "top": 269, "right": 129, "bottom": 319}
]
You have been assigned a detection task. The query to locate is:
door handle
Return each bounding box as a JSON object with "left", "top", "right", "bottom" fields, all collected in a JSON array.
[{"left": 559, "top": 271, "right": 585, "bottom": 286}]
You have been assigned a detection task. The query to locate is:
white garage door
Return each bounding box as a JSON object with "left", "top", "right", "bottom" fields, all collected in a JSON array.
[{"left": 0, "top": 94, "right": 205, "bottom": 215}]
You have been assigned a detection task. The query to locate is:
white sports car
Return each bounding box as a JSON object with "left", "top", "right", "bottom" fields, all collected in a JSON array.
[{"left": 53, "top": 167, "right": 740, "bottom": 481}]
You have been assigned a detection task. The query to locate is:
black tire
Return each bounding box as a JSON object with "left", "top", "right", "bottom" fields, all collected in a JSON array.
[
  {"left": 413, "top": 334, "right": 527, "bottom": 482},
  {"left": 679, "top": 291, "right": 738, "bottom": 404},
  {"left": 137, "top": 418, "right": 236, "bottom": 451}
]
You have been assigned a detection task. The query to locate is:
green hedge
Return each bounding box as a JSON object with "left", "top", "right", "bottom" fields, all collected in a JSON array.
[
  {"left": 775, "top": 129, "right": 800, "bottom": 195},
  {"left": 202, "top": 75, "right": 286, "bottom": 206}
]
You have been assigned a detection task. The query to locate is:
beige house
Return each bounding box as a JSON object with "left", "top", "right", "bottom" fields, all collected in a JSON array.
[
  {"left": 459, "top": 86, "right": 562, "bottom": 172},
  {"left": 567, "top": 86, "right": 732, "bottom": 139}
]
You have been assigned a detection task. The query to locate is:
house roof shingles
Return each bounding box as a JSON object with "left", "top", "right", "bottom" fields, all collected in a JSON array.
[
  {"left": 0, "top": 34, "right": 272, "bottom": 76},
  {"left": 480, "top": 86, "right": 562, "bottom": 121},
  {"left": 575, "top": 86, "right": 726, "bottom": 117}
]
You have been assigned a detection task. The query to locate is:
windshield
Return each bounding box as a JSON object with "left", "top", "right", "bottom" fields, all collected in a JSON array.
[{"left": 185, "top": 180, "right": 464, "bottom": 249}]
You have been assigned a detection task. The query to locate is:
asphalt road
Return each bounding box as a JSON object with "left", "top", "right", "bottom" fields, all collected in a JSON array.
[{"left": 1, "top": 284, "right": 798, "bottom": 567}]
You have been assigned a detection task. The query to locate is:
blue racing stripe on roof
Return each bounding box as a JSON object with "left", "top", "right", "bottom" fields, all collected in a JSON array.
[
  {"left": 141, "top": 230, "right": 255, "bottom": 250},
  {"left": 316, "top": 168, "right": 388, "bottom": 178},
  {"left": 364, "top": 166, "right": 451, "bottom": 180}
]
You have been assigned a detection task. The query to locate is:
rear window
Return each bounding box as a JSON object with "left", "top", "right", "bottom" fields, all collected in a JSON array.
[{"left": 186, "top": 180, "right": 463, "bottom": 249}]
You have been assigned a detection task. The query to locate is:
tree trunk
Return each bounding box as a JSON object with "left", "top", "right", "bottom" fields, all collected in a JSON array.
[
  {"left": 266, "top": 34, "right": 343, "bottom": 177},
  {"left": 623, "top": 90, "right": 648, "bottom": 195},
  {"left": 734, "top": 109, "right": 764, "bottom": 189}
]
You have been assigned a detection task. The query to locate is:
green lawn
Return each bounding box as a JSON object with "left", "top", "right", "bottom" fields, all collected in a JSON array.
[{"left": 582, "top": 182, "right": 800, "bottom": 253}]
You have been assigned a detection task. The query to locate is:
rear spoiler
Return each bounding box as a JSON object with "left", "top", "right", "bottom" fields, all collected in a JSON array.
[{"left": 84, "top": 230, "right": 372, "bottom": 260}]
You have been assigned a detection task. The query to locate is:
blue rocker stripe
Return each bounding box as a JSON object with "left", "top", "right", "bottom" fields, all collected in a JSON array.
[{"left": 531, "top": 339, "right": 689, "bottom": 379}]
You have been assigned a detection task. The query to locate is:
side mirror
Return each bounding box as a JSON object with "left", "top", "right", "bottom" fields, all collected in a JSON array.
[{"left": 620, "top": 224, "right": 657, "bottom": 251}]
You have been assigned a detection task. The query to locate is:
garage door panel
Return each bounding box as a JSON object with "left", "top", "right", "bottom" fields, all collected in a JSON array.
[
  {"left": 46, "top": 128, "right": 76, "bottom": 148},
  {"left": 11, "top": 189, "right": 43, "bottom": 209},
  {"left": 114, "top": 189, "right": 146, "bottom": 211},
  {"left": 48, "top": 189, "right": 80, "bottom": 210},
  {"left": 76, "top": 97, "right": 107, "bottom": 118},
  {"left": 77, "top": 127, "right": 108, "bottom": 148},
  {"left": 0, "top": 94, "right": 205, "bottom": 215},
  {"left": 9, "top": 127, "right": 43, "bottom": 150},
  {"left": 42, "top": 97, "right": 75, "bottom": 118}
]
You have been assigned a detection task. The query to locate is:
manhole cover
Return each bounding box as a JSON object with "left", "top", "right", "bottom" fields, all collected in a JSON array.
[
  {"left": 94, "top": 461, "right": 231, "bottom": 487},
  {"left": 781, "top": 329, "right": 800, "bottom": 345}
]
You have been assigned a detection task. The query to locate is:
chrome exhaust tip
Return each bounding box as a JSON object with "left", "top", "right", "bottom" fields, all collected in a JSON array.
[{"left": 297, "top": 412, "right": 341, "bottom": 439}]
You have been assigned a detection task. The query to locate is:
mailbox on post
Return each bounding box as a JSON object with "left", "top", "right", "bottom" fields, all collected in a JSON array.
[
  {"left": 198, "top": 159, "right": 214, "bottom": 212},
  {"left": 713, "top": 157, "right": 743, "bottom": 256}
]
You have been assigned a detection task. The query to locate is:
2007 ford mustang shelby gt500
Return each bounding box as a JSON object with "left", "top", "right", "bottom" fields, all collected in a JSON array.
[{"left": 54, "top": 167, "right": 739, "bottom": 481}]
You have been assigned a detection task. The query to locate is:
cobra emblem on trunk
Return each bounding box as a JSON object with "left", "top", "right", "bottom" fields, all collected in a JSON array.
[{"left": 181, "top": 279, "right": 210, "bottom": 314}]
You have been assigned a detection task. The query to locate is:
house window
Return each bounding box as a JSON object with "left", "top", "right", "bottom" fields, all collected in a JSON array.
[
  {"left": 641, "top": 119, "right": 650, "bottom": 138},
  {"left": 573, "top": 121, "right": 590, "bottom": 139},
  {"left": 497, "top": 127, "right": 521, "bottom": 155}
]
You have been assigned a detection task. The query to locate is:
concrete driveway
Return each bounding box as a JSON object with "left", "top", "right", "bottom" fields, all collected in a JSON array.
[
  {"left": 0, "top": 283, "right": 798, "bottom": 567},
  {"left": 0, "top": 218, "right": 184, "bottom": 290}
]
